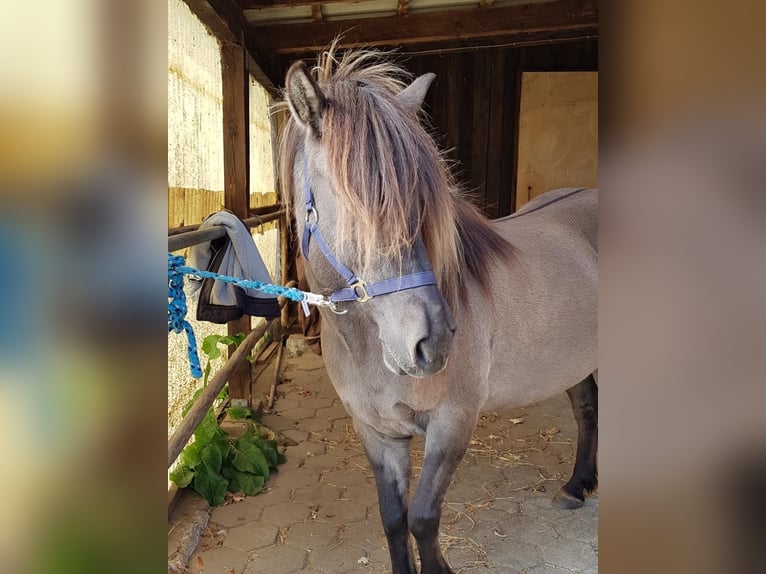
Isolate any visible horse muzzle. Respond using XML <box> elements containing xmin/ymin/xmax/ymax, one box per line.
<box><xmin>379</xmin><ymin>296</ymin><xmax>455</xmax><ymax>378</ymax></box>
<box><xmin>383</xmin><ymin>342</ymin><xmax>452</xmax><ymax>378</ymax></box>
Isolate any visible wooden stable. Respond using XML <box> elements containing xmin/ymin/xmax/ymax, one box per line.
<box><xmin>183</xmin><ymin>0</ymin><xmax>597</xmax><ymax>218</ymax></box>
<box><xmin>171</xmin><ymin>0</ymin><xmax>598</xmax><ymax>413</ymax></box>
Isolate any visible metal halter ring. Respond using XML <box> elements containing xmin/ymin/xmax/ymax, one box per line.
<box><xmin>305</xmin><ymin>206</ymin><xmax>318</xmax><ymax>224</ymax></box>
<box><xmin>350</xmin><ymin>280</ymin><xmax>372</xmax><ymax>303</ymax></box>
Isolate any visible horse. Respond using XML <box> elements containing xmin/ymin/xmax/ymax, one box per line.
<box><xmin>277</xmin><ymin>48</ymin><xmax>598</xmax><ymax>574</ymax></box>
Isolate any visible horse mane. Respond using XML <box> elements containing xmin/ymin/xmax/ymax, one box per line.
<box><xmin>278</xmin><ymin>46</ymin><xmax>512</xmax><ymax>303</ymax></box>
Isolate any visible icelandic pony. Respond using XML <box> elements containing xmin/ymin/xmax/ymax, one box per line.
<box><xmin>278</xmin><ymin>49</ymin><xmax>597</xmax><ymax>574</ymax></box>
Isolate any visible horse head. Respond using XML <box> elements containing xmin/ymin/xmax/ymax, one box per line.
<box><xmin>282</xmin><ymin>58</ymin><xmax>455</xmax><ymax>378</ymax></box>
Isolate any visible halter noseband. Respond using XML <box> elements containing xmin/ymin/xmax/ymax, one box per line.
<box><xmin>301</xmin><ymin>158</ymin><xmax>437</xmax><ymax>314</ymax></box>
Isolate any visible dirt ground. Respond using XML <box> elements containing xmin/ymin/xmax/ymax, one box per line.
<box><xmin>169</xmin><ymin>336</ymin><xmax>597</xmax><ymax>573</ymax></box>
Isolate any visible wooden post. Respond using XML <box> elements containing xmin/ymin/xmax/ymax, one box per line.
<box><xmin>280</xmin><ymin>212</ymin><xmax>290</xmax><ymax>330</ymax></box>
<box><xmin>221</xmin><ymin>41</ymin><xmax>252</xmax><ymax>406</ymax></box>
<box><xmin>269</xmin><ymin>107</ymin><xmax>291</xmax><ymax>333</ymax></box>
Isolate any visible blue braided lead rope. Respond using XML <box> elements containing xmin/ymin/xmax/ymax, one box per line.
<box><xmin>174</xmin><ymin>263</ymin><xmax>308</xmax><ymax>302</ymax></box>
<box><xmin>168</xmin><ymin>254</ymin><xmax>203</xmax><ymax>378</ymax></box>
<box><xmin>168</xmin><ymin>253</ymin><xmax>329</xmax><ymax>379</ymax></box>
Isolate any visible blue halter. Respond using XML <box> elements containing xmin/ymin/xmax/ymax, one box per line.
<box><xmin>300</xmin><ymin>158</ymin><xmax>437</xmax><ymax>312</ymax></box>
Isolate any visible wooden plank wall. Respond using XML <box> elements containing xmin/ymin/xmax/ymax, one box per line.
<box><xmin>405</xmin><ymin>38</ymin><xmax>597</xmax><ymax>218</ymax></box>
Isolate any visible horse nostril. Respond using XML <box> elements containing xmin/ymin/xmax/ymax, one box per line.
<box><xmin>415</xmin><ymin>338</ymin><xmax>431</xmax><ymax>366</ymax></box>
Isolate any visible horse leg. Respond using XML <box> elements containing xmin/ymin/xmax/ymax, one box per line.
<box><xmin>355</xmin><ymin>422</ymin><xmax>416</xmax><ymax>574</ymax></box>
<box><xmin>555</xmin><ymin>373</ymin><xmax>598</xmax><ymax>509</ymax></box>
<box><xmin>409</xmin><ymin>412</ymin><xmax>475</xmax><ymax>574</ymax></box>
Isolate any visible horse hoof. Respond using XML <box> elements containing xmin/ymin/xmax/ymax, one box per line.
<box><xmin>553</xmin><ymin>488</ymin><xmax>585</xmax><ymax>509</ymax></box>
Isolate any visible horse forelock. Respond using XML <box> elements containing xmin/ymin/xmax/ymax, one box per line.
<box><xmin>278</xmin><ymin>47</ymin><xmax>512</xmax><ymax>303</ymax></box>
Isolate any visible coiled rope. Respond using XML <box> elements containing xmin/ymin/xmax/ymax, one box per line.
<box><xmin>168</xmin><ymin>253</ymin><xmax>333</xmax><ymax>378</ymax></box>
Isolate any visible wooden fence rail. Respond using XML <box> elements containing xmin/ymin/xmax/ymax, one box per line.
<box><xmin>168</xmin><ymin>209</ymin><xmax>285</xmax><ymax>252</ymax></box>
<box><xmin>168</xmin><ymin>204</ymin><xmax>294</xmax><ymax>470</ymax></box>
<box><xmin>168</xmin><ymin>319</ymin><xmax>273</xmax><ymax>468</ymax></box>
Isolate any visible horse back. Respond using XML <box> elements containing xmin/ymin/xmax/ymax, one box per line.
<box><xmin>502</xmin><ymin>187</ymin><xmax>597</xmax><ymax>253</ymax></box>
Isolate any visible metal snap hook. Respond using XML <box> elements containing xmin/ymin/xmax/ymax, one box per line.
<box><xmin>330</xmin><ymin>301</ymin><xmax>348</xmax><ymax>315</ymax></box>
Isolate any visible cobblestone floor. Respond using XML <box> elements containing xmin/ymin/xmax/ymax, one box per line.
<box><xmin>171</xmin><ymin>336</ymin><xmax>597</xmax><ymax>573</ymax></box>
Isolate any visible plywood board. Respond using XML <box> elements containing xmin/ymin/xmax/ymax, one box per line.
<box><xmin>515</xmin><ymin>72</ymin><xmax>598</xmax><ymax>210</ymax></box>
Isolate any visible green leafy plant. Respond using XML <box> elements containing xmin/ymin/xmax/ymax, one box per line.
<box><xmin>199</xmin><ymin>332</ymin><xmax>254</xmax><ymax>386</ymax></box>
<box><xmin>169</xmin><ymin>333</ymin><xmax>286</xmax><ymax>505</ymax></box>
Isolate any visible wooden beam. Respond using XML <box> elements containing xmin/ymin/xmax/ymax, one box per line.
<box><xmin>270</xmin><ymin>107</ymin><xmax>292</xmax><ymax>332</ymax></box>
<box><xmin>397</xmin><ymin>0</ymin><xmax>409</xmax><ymax>17</ymax></box>
<box><xmin>251</xmin><ymin>0</ymin><xmax>598</xmax><ymax>55</ymax></box>
<box><xmin>183</xmin><ymin>0</ymin><xmax>239</xmax><ymax>42</ymax></box>
<box><xmin>167</xmin><ymin>210</ymin><xmax>285</xmax><ymax>250</ymax></box>
<box><xmin>280</xmin><ymin>213</ymin><xmax>291</xmax><ymax>329</ymax></box>
<box><xmin>221</xmin><ymin>43</ymin><xmax>250</xmax><ymax>222</ymax></box>
<box><xmin>221</xmin><ymin>41</ymin><xmax>253</xmax><ymax>405</ymax></box>
<box><xmin>247</xmin><ymin>55</ymin><xmax>280</xmax><ymax>97</ymax></box>
<box><xmin>182</xmin><ymin>0</ymin><xmax>281</xmax><ymax>95</ymax></box>
<box><xmin>311</xmin><ymin>3</ymin><xmax>323</xmax><ymax>22</ymax></box>
<box><xmin>479</xmin><ymin>0</ymin><xmax>494</xmax><ymax>7</ymax></box>
<box><xmin>239</xmin><ymin>0</ymin><xmax>358</xmax><ymax>8</ymax></box>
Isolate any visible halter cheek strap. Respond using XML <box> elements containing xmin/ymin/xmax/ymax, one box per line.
<box><xmin>301</xmin><ymin>157</ymin><xmax>437</xmax><ymax>310</ymax></box>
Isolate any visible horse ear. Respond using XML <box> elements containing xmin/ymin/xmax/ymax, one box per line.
<box><xmin>397</xmin><ymin>73</ymin><xmax>435</xmax><ymax>112</ymax></box>
<box><xmin>286</xmin><ymin>61</ymin><xmax>327</xmax><ymax>136</ymax></box>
